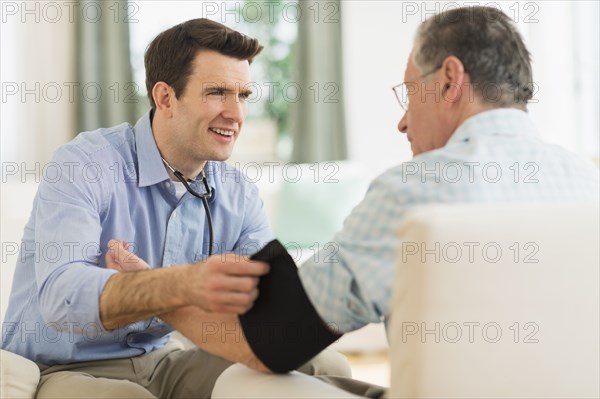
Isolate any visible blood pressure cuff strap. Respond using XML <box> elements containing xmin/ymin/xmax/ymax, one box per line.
<box><xmin>239</xmin><ymin>239</ymin><xmax>342</xmax><ymax>373</ymax></box>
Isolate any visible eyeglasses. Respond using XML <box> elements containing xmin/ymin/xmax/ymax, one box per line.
<box><xmin>392</xmin><ymin>66</ymin><xmax>442</xmax><ymax>111</ymax></box>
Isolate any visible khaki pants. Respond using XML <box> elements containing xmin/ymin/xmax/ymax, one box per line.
<box><xmin>36</xmin><ymin>340</ymin><xmax>354</xmax><ymax>399</ymax></box>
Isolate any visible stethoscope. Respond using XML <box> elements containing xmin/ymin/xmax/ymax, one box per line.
<box><xmin>161</xmin><ymin>157</ymin><xmax>215</xmax><ymax>256</ymax></box>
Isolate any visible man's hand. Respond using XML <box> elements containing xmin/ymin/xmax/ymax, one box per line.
<box><xmin>106</xmin><ymin>239</ymin><xmax>150</xmax><ymax>272</ymax></box>
<box><xmin>185</xmin><ymin>254</ymin><xmax>269</xmax><ymax>315</ymax></box>
<box><xmin>102</xmin><ymin>240</ymin><xmax>269</xmax><ymax>316</ymax></box>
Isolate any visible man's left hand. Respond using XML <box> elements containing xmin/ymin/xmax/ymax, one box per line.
<box><xmin>105</xmin><ymin>239</ymin><xmax>151</xmax><ymax>272</ymax></box>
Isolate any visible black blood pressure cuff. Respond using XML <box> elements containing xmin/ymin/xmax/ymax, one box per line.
<box><xmin>239</xmin><ymin>239</ymin><xmax>342</xmax><ymax>373</ymax></box>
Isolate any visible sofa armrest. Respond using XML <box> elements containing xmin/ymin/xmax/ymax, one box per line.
<box><xmin>389</xmin><ymin>203</ymin><xmax>600</xmax><ymax>398</ymax></box>
<box><xmin>0</xmin><ymin>350</ymin><xmax>40</xmax><ymax>399</ymax></box>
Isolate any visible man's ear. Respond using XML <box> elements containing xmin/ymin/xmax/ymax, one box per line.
<box><xmin>440</xmin><ymin>56</ymin><xmax>466</xmax><ymax>109</ymax></box>
<box><xmin>152</xmin><ymin>82</ymin><xmax>175</xmax><ymax>118</ymax></box>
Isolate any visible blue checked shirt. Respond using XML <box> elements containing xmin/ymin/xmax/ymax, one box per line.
<box><xmin>299</xmin><ymin>109</ymin><xmax>600</xmax><ymax>333</ymax></box>
<box><xmin>1</xmin><ymin>112</ymin><xmax>272</xmax><ymax>364</ymax></box>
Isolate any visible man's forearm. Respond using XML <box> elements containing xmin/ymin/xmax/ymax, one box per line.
<box><xmin>99</xmin><ymin>266</ymin><xmax>190</xmax><ymax>330</ymax></box>
<box><xmin>159</xmin><ymin>306</ymin><xmax>269</xmax><ymax>372</ymax></box>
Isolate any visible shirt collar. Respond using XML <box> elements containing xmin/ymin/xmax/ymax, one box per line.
<box><xmin>134</xmin><ymin>110</ymin><xmax>217</xmax><ymax>191</ymax></box>
<box><xmin>447</xmin><ymin>108</ymin><xmax>539</xmax><ymax>145</ymax></box>
<box><xmin>203</xmin><ymin>161</ymin><xmax>217</xmax><ymax>192</ymax></box>
<box><xmin>135</xmin><ymin>111</ymin><xmax>168</xmax><ymax>187</ymax></box>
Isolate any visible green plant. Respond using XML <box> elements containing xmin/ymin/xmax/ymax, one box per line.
<box><xmin>238</xmin><ymin>1</ymin><xmax>297</xmax><ymax>137</ymax></box>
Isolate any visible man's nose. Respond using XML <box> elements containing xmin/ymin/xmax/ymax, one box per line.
<box><xmin>398</xmin><ymin>112</ymin><xmax>408</xmax><ymax>133</ymax></box>
<box><xmin>222</xmin><ymin>95</ymin><xmax>245</xmax><ymax>123</ymax></box>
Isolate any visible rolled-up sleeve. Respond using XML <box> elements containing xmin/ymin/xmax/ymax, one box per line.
<box><xmin>34</xmin><ymin>144</ymin><xmax>118</xmax><ymax>333</ymax></box>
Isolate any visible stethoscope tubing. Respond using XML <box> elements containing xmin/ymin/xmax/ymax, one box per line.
<box><xmin>172</xmin><ymin>170</ymin><xmax>215</xmax><ymax>257</ymax></box>
<box><xmin>161</xmin><ymin>157</ymin><xmax>215</xmax><ymax>257</ymax></box>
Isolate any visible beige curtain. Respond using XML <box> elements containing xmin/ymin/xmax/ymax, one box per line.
<box><xmin>76</xmin><ymin>0</ymin><xmax>137</xmax><ymax>132</ymax></box>
<box><xmin>289</xmin><ymin>0</ymin><xmax>347</xmax><ymax>162</ymax></box>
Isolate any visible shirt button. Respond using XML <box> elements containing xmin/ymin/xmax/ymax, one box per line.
<box><xmin>172</xmin><ymin>211</ymin><xmax>177</xmax><ymax>218</ymax></box>
<box><xmin>165</xmin><ymin>181</ymin><xmax>171</xmax><ymax>188</ymax></box>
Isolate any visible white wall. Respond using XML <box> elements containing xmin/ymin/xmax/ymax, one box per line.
<box><xmin>524</xmin><ymin>1</ymin><xmax>599</xmax><ymax>158</ymax></box>
<box><xmin>1</xmin><ymin>3</ymin><xmax>76</xmax><ymax>166</ymax></box>
<box><xmin>342</xmin><ymin>1</ymin><xmax>418</xmax><ymax>174</ymax></box>
<box><xmin>341</xmin><ymin>1</ymin><xmax>600</xmax><ymax>170</ymax></box>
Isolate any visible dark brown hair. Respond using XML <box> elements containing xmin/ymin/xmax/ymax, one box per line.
<box><xmin>144</xmin><ymin>18</ymin><xmax>263</xmax><ymax>110</ymax></box>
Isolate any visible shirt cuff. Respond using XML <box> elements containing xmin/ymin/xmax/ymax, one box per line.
<box><xmin>65</xmin><ymin>267</ymin><xmax>119</xmax><ymax>334</ymax></box>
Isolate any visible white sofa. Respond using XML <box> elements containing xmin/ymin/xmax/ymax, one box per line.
<box><xmin>213</xmin><ymin>203</ymin><xmax>600</xmax><ymax>398</ymax></box>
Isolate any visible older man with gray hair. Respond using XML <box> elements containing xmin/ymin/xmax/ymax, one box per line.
<box><xmin>295</xmin><ymin>4</ymin><xmax>598</xmax><ymax>337</ymax></box>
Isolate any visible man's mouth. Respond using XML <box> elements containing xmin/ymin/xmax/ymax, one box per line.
<box><xmin>209</xmin><ymin>127</ymin><xmax>235</xmax><ymax>137</ymax></box>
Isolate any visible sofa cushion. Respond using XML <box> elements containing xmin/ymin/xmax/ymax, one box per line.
<box><xmin>390</xmin><ymin>203</ymin><xmax>600</xmax><ymax>398</ymax></box>
<box><xmin>0</xmin><ymin>350</ymin><xmax>40</xmax><ymax>399</ymax></box>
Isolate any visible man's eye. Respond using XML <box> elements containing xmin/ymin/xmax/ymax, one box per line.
<box><xmin>239</xmin><ymin>92</ymin><xmax>251</xmax><ymax>100</ymax></box>
<box><xmin>208</xmin><ymin>90</ymin><xmax>225</xmax><ymax>96</ymax></box>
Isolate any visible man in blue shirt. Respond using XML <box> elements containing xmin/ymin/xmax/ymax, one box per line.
<box><xmin>108</xmin><ymin>6</ymin><xmax>599</xmax><ymax>381</ymax></box>
<box><xmin>2</xmin><ymin>18</ymin><xmax>349</xmax><ymax>398</ymax></box>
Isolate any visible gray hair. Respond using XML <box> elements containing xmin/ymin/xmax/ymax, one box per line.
<box><xmin>413</xmin><ymin>6</ymin><xmax>533</xmax><ymax>110</ymax></box>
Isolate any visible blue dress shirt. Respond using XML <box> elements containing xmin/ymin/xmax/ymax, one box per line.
<box><xmin>299</xmin><ymin>109</ymin><xmax>600</xmax><ymax>333</ymax></box>
<box><xmin>1</xmin><ymin>112</ymin><xmax>273</xmax><ymax>364</ymax></box>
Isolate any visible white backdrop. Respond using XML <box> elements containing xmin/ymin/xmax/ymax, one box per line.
<box><xmin>342</xmin><ymin>1</ymin><xmax>599</xmax><ymax>172</ymax></box>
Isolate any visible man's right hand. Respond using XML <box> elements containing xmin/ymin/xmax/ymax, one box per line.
<box><xmin>185</xmin><ymin>253</ymin><xmax>270</xmax><ymax>314</ymax></box>
<box><xmin>104</xmin><ymin>239</ymin><xmax>270</xmax><ymax>316</ymax></box>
